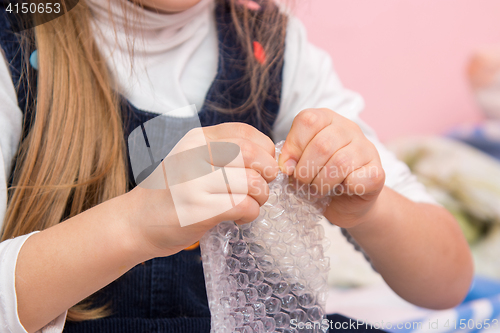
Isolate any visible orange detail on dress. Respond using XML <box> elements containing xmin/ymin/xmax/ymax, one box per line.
<box><xmin>184</xmin><ymin>241</ymin><xmax>200</xmax><ymax>251</ymax></box>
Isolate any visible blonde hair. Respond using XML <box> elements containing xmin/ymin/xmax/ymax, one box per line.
<box><xmin>1</xmin><ymin>0</ymin><xmax>287</xmax><ymax>321</ymax></box>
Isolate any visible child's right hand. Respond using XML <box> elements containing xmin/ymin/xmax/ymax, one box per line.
<box><xmin>122</xmin><ymin>123</ymin><xmax>278</xmax><ymax>259</ymax></box>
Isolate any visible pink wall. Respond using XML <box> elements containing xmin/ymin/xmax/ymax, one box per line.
<box><xmin>296</xmin><ymin>0</ymin><xmax>500</xmax><ymax>142</ymax></box>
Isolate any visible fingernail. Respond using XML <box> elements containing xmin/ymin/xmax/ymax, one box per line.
<box><xmin>283</xmin><ymin>159</ymin><xmax>297</xmax><ymax>175</ymax></box>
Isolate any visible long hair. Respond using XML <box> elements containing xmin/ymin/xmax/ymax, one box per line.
<box><xmin>1</xmin><ymin>0</ymin><xmax>287</xmax><ymax>321</ymax></box>
<box><xmin>214</xmin><ymin>0</ymin><xmax>288</xmax><ymax>134</ymax></box>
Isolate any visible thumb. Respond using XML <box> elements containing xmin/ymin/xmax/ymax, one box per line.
<box><xmin>278</xmin><ymin>108</ymin><xmax>333</xmax><ymax>175</ymax></box>
<box><xmin>278</xmin><ymin>138</ymin><xmax>302</xmax><ymax>176</ymax></box>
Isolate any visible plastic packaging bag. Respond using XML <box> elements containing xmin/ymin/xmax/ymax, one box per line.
<box><xmin>200</xmin><ymin>141</ymin><xmax>331</xmax><ymax>333</ymax></box>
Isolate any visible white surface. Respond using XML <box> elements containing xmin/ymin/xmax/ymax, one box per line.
<box><xmin>321</xmin><ymin>218</ymin><xmax>382</xmax><ymax>287</ymax></box>
<box><xmin>326</xmin><ymin>283</ymin><xmax>500</xmax><ymax>333</ymax></box>
<box><xmin>326</xmin><ymin>281</ymin><xmax>431</xmax><ymax>325</ymax></box>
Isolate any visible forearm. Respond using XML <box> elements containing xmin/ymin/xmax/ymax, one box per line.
<box><xmin>15</xmin><ymin>192</ymin><xmax>148</xmax><ymax>332</ymax></box>
<box><xmin>325</xmin><ymin>186</ymin><xmax>473</xmax><ymax>309</ymax></box>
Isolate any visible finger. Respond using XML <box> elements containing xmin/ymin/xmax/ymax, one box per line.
<box><xmin>227</xmin><ymin>168</ymin><xmax>269</xmax><ymax>206</ymax></box>
<box><xmin>340</xmin><ymin>160</ymin><xmax>385</xmax><ymax>198</ymax></box>
<box><xmin>221</xmin><ymin>195</ymin><xmax>261</xmax><ymax>223</ymax></box>
<box><xmin>196</xmin><ymin>166</ymin><xmax>269</xmax><ymax>205</ymax></box>
<box><xmin>246</xmin><ymin>169</ymin><xmax>270</xmax><ymax>206</ymax></box>
<box><xmin>279</xmin><ymin>109</ymin><xmax>333</xmax><ymax>175</ymax></box>
<box><xmin>220</xmin><ymin>138</ymin><xmax>278</xmax><ymax>182</ymax></box>
<box><xmin>204</xmin><ymin>122</ymin><xmax>276</xmax><ymax>158</ymax></box>
<box><xmin>234</xmin><ymin>219</ymin><xmax>249</xmax><ymax>225</ymax></box>
<box><xmin>293</xmin><ymin>124</ymin><xmax>352</xmax><ymax>185</ymax></box>
<box><xmin>311</xmin><ymin>140</ymin><xmax>376</xmax><ymax>194</ymax></box>
<box><xmin>168</xmin><ymin>138</ymin><xmax>278</xmax><ymax>185</ymax></box>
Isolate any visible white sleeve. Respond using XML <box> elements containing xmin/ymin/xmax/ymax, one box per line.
<box><xmin>0</xmin><ymin>233</ymin><xmax>34</xmax><ymax>333</ymax></box>
<box><xmin>274</xmin><ymin>15</ymin><xmax>437</xmax><ymax>205</ymax></box>
<box><xmin>0</xmin><ymin>51</ymin><xmax>67</xmax><ymax>332</ymax></box>
<box><xmin>0</xmin><ymin>232</ymin><xmax>67</xmax><ymax>333</ymax></box>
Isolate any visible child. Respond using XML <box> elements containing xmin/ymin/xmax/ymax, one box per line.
<box><xmin>0</xmin><ymin>0</ymin><xmax>473</xmax><ymax>332</ymax></box>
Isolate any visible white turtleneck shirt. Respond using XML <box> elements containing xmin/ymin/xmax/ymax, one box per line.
<box><xmin>0</xmin><ymin>0</ymin><xmax>436</xmax><ymax>332</ymax></box>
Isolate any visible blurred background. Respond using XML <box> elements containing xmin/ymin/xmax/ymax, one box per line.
<box><xmin>292</xmin><ymin>1</ymin><xmax>500</xmax><ymax>331</ymax></box>
<box><xmin>296</xmin><ymin>0</ymin><xmax>500</xmax><ymax>142</ymax></box>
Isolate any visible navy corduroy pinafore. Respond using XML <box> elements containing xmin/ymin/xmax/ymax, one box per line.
<box><xmin>0</xmin><ymin>2</ymin><xmax>282</xmax><ymax>332</ymax></box>
<box><xmin>0</xmin><ymin>2</ymin><xmax>385</xmax><ymax>332</ymax></box>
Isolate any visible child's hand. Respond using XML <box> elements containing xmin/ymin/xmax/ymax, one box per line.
<box><xmin>124</xmin><ymin>123</ymin><xmax>279</xmax><ymax>258</ymax></box>
<box><xmin>278</xmin><ymin>108</ymin><xmax>385</xmax><ymax>229</ymax></box>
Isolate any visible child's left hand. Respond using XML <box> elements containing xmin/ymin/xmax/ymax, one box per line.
<box><xmin>278</xmin><ymin>108</ymin><xmax>386</xmax><ymax>229</ymax></box>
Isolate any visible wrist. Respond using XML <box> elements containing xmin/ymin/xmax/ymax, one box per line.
<box><xmin>345</xmin><ymin>187</ymin><xmax>394</xmax><ymax>236</ymax></box>
<box><xmin>104</xmin><ymin>190</ymin><xmax>155</xmax><ymax>265</ymax></box>
<box><xmin>323</xmin><ymin>186</ymin><xmax>387</xmax><ymax>230</ymax></box>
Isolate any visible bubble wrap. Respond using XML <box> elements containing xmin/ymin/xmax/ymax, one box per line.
<box><xmin>200</xmin><ymin>141</ymin><xmax>331</xmax><ymax>333</ymax></box>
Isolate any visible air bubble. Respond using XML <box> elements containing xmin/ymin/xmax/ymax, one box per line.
<box><xmin>231</xmin><ymin>312</ymin><xmax>244</xmax><ymax>327</ymax></box>
<box><xmin>234</xmin><ymin>273</ymin><xmax>249</xmax><ymax>288</ymax></box>
<box><xmin>252</xmin><ymin>302</ymin><xmax>266</xmax><ymax>318</ymax></box>
<box><xmin>264</xmin><ymin>297</ymin><xmax>281</xmax><ymax>314</ymax></box>
<box><xmin>250</xmin><ymin>320</ymin><xmax>265</xmax><ymax>333</ymax></box>
<box><xmin>297</xmin><ymin>293</ymin><xmax>315</xmax><ymax>308</ymax></box>
<box><xmin>274</xmin><ymin>313</ymin><xmax>291</xmax><ymax>328</ymax></box>
<box><xmin>263</xmin><ymin>269</ymin><xmax>281</xmax><ymax>284</ymax></box>
<box><xmin>280</xmin><ymin>295</ymin><xmax>297</xmax><ymax>312</ymax></box>
<box><xmin>247</xmin><ymin>270</ymin><xmax>264</xmax><ymax>285</ymax></box>
<box><xmin>277</xmin><ymin>256</ymin><xmax>295</xmax><ymax>267</ymax></box>
<box><xmin>220</xmin><ymin>296</ymin><xmax>237</xmax><ymax>310</ymax></box>
<box><xmin>272</xmin><ymin>281</ymin><xmax>290</xmax><ymax>297</ymax></box>
<box><xmin>275</xmin><ymin>217</ymin><xmax>292</xmax><ymax>232</ymax></box>
<box><xmin>255</xmin><ymin>283</ymin><xmax>273</xmax><ymax>300</ymax></box>
<box><xmin>307</xmin><ymin>306</ymin><xmax>324</xmax><ymax>322</ymax></box>
<box><xmin>289</xmin><ymin>309</ymin><xmax>307</xmax><ymax>324</ymax></box>
<box><xmin>230</xmin><ymin>291</ymin><xmax>247</xmax><ymax>307</ymax></box>
<box><xmin>282</xmin><ymin>228</ymin><xmax>299</xmax><ymax>244</ymax></box>
<box><xmin>269</xmin><ymin>243</ymin><xmax>287</xmax><ymax>257</ymax></box>
<box><xmin>261</xmin><ymin>230</ymin><xmax>280</xmax><ymax>244</ymax></box>
<box><xmin>248</xmin><ymin>241</ymin><xmax>267</xmax><ymax>257</ymax></box>
<box><xmin>261</xmin><ymin>317</ymin><xmax>276</xmax><ymax>333</ymax></box>
<box><xmin>240</xmin><ymin>255</ymin><xmax>256</xmax><ymax>270</ymax></box>
<box><xmin>268</xmin><ymin>205</ymin><xmax>285</xmax><ymax>219</ymax></box>
<box><xmin>218</xmin><ymin>221</ymin><xmax>239</xmax><ymax>240</ymax></box>
<box><xmin>256</xmin><ymin>255</ymin><xmax>274</xmax><ymax>272</ymax></box>
<box><xmin>243</xmin><ymin>288</ymin><xmax>258</xmax><ymax>303</ymax></box>
<box><xmin>227</xmin><ymin>257</ymin><xmax>241</xmax><ymax>273</ymax></box>
<box><xmin>237</xmin><ymin>306</ymin><xmax>254</xmax><ymax>324</ymax></box>
<box><xmin>233</xmin><ymin>241</ymin><xmax>249</xmax><ymax>257</ymax></box>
